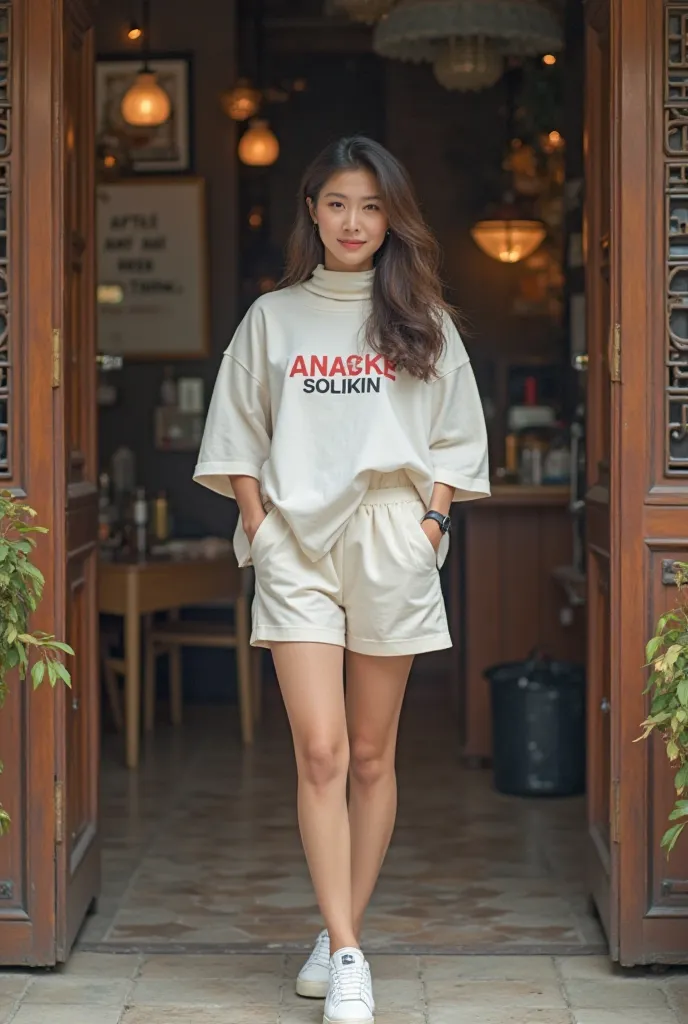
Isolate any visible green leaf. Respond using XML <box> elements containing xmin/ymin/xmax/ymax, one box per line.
<box><xmin>662</xmin><ymin>823</ymin><xmax>686</xmax><ymax>854</ymax></box>
<box><xmin>53</xmin><ymin>662</ymin><xmax>72</xmax><ymax>688</ymax></box>
<box><xmin>46</xmin><ymin>661</ymin><xmax>57</xmax><ymax>688</ymax></box>
<box><xmin>678</xmin><ymin>680</ymin><xmax>688</xmax><ymax>708</ymax></box>
<box><xmin>675</xmin><ymin>763</ymin><xmax>688</xmax><ymax>790</ymax></box>
<box><xmin>646</xmin><ymin>636</ymin><xmax>664</xmax><ymax>663</ymax></box>
<box><xmin>48</xmin><ymin>641</ymin><xmax>74</xmax><ymax>657</ymax></box>
<box><xmin>30</xmin><ymin>661</ymin><xmax>45</xmax><ymax>691</ymax></box>
<box><xmin>667</xmin><ymin>740</ymin><xmax>679</xmax><ymax>760</ymax></box>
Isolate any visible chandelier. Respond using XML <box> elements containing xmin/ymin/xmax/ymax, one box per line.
<box><xmin>433</xmin><ymin>36</ymin><xmax>503</xmax><ymax>91</ymax></box>
<box><xmin>374</xmin><ymin>0</ymin><xmax>563</xmax><ymax>63</ymax></box>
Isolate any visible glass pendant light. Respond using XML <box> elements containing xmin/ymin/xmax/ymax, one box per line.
<box><xmin>471</xmin><ymin>210</ymin><xmax>546</xmax><ymax>263</ymax></box>
<box><xmin>238</xmin><ymin>119</ymin><xmax>280</xmax><ymax>167</ymax></box>
<box><xmin>121</xmin><ymin>0</ymin><xmax>171</xmax><ymax>128</ymax></box>
<box><xmin>470</xmin><ymin>67</ymin><xmax>545</xmax><ymax>264</ymax></box>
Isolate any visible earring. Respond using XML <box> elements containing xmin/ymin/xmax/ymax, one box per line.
<box><xmin>386</xmin><ymin>229</ymin><xmax>390</xmax><ymax>238</ymax></box>
<box><xmin>313</xmin><ymin>222</ymin><xmax>319</xmax><ymax>234</ymax></box>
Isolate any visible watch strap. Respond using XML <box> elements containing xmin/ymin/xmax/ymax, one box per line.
<box><xmin>422</xmin><ymin>510</ymin><xmax>451</xmax><ymax>534</ymax></box>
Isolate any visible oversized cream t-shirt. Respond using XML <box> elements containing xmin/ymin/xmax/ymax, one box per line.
<box><xmin>194</xmin><ymin>265</ymin><xmax>490</xmax><ymax>567</ymax></box>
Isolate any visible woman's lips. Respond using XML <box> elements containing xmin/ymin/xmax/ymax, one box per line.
<box><xmin>338</xmin><ymin>239</ymin><xmax>366</xmax><ymax>250</ymax></box>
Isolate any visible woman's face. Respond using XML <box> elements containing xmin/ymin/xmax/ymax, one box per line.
<box><xmin>309</xmin><ymin>167</ymin><xmax>389</xmax><ymax>273</ymax></box>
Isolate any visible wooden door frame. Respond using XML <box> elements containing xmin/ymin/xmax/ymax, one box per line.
<box><xmin>583</xmin><ymin>0</ymin><xmax>614</xmax><ymax>949</ymax></box>
<box><xmin>608</xmin><ymin>0</ymin><xmax>688</xmax><ymax>965</ymax></box>
<box><xmin>0</xmin><ymin>0</ymin><xmax>61</xmax><ymax>964</ymax></box>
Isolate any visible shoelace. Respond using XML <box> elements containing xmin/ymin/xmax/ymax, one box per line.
<box><xmin>306</xmin><ymin>932</ymin><xmax>330</xmax><ymax>968</ymax></box>
<box><xmin>331</xmin><ymin>960</ymin><xmax>370</xmax><ymax>1003</ymax></box>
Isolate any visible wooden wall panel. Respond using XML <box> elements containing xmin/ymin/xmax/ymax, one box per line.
<box><xmin>461</xmin><ymin>493</ymin><xmax>585</xmax><ymax>761</ymax></box>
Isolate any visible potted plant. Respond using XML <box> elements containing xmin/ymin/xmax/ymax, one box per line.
<box><xmin>639</xmin><ymin>560</ymin><xmax>688</xmax><ymax>854</ymax></box>
<box><xmin>0</xmin><ymin>491</ymin><xmax>73</xmax><ymax>833</ymax></box>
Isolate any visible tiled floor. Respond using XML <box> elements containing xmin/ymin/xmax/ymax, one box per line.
<box><xmin>80</xmin><ymin>658</ymin><xmax>603</xmax><ymax>953</ymax></box>
<box><xmin>2</xmin><ymin>950</ymin><xmax>688</xmax><ymax>1023</ymax></box>
<box><xmin>7</xmin><ymin>658</ymin><xmax>686</xmax><ymax>1021</ymax></box>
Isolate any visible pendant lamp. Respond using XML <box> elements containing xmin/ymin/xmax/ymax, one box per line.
<box><xmin>471</xmin><ymin>205</ymin><xmax>546</xmax><ymax>263</ymax></box>
<box><xmin>121</xmin><ymin>0</ymin><xmax>171</xmax><ymax>128</ymax></box>
<box><xmin>470</xmin><ymin>68</ymin><xmax>546</xmax><ymax>263</ymax></box>
<box><xmin>238</xmin><ymin>119</ymin><xmax>280</xmax><ymax>167</ymax></box>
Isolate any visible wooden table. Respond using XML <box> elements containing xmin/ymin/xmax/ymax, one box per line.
<box><xmin>98</xmin><ymin>554</ymin><xmax>240</xmax><ymax>769</ymax></box>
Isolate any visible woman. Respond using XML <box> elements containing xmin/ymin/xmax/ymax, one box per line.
<box><xmin>194</xmin><ymin>136</ymin><xmax>489</xmax><ymax>1024</ymax></box>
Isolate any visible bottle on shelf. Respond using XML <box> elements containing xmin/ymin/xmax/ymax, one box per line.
<box><xmin>160</xmin><ymin>365</ymin><xmax>178</xmax><ymax>408</ymax></box>
<box><xmin>133</xmin><ymin>487</ymin><xmax>149</xmax><ymax>557</ymax></box>
<box><xmin>153</xmin><ymin>491</ymin><xmax>170</xmax><ymax>542</ymax></box>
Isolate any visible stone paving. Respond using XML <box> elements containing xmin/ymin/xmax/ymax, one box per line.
<box><xmin>0</xmin><ymin>951</ymin><xmax>687</xmax><ymax>1023</ymax></box>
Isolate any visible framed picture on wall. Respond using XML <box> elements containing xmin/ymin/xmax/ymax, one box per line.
<box><xmin>96</xmin><ymin>177</ymin><xmax>210</xmax><ymax>360</ymax></box>
<box><xmin>96</xmin><ymin>54</ymin><xmax>193</xmax><ymax>173</ymax></box>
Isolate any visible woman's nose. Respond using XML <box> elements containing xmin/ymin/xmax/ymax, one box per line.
<box><xmin>342</xmin><ymin>211</ymin><xmax>360</xmax><ymax>233</ymax></box>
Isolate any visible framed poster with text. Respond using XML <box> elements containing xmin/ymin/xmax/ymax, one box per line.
<box><xmin>96</xmin><ymin>177</ymin><xmax>210</xmax><ymax>360</ymax></box>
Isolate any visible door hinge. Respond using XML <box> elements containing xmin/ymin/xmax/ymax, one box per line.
<box><xmin>54</xmin><ymin>780</ymin><xmax>64</xmax><ymax>845</ymax></box>
<box><xmin>51</xmin><ymin>329</ymin><xmax>61</xmax><ymax>389</ymax></box>
<box><xmin>611</xmin><ymin>778</ymin><xmax>620</xmax><ymax>844</ymax></box>
<box><xmin>609</xmin><ymin>322</ymin><xmax>621</xmax><ymax>383</ymax></box>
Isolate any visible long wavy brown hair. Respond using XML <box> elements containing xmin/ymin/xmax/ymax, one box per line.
<box><xmin>279</xmin><ymin>136</ymin><xmax>454</xmax><ymax>381</ymax></box>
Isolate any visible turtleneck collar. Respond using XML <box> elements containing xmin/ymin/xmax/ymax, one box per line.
<box><xmin>302</xmin><ymin>264</ymin><xmax>374</xmax><ymax>303</ymax></box>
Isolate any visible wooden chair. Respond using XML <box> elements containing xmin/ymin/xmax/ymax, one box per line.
<box><xmin>143</xmin><ymin>568</ymin><xmax>260</xmax><ymax>745</ymax></box>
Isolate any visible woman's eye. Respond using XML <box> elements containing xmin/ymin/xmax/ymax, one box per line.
<box><xmin>365</xmin><ymin>204</ymin><xmax>380</xmax><ymax>211</ymax></box>
<box><xmin>329</xmin><ymin>202</ymin><xmax>344</xmax><ymax>209</ymax></box>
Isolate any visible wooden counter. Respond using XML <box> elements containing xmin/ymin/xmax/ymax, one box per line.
<box><xmin>449</xmin><ymin>484</ymin><xmax>585</xmax><ymax>764</ymax></box>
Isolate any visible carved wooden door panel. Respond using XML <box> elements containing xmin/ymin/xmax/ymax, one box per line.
<box><xmin>0</xmin><ymin>0</ymin><xmax>99</xmax><ymax>965</ymax></box>
<box><xmin>586</xmin><ymin>0</ymin><xmax>688</xmax><ymax>965</ymax></box>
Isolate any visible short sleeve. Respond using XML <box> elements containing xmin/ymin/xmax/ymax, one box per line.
<box><xmin>193</xmin><ymin>308</ymin><xmax>272</xmax><ymax>500</ymax></box>
<box><xmin>429</xmin><ymin>319</ymin><xmax>490</xmax><ymax>502</ymax></box>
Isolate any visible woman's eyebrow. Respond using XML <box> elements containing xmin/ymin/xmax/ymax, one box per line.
<box><xmin>322</xmin><ymin>192</ymin><xmax>382</xmax><ymax>200</ymax></box>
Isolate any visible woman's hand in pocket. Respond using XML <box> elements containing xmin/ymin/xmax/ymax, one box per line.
<box><xmin>244</xmin><ymin>512</ymin><xmax>267</xmax><ymax>546</ymax></box>
<box><xmin>421</xmin><ymin>518</ymin><xmax>442</xmax><ymax>553</ymax></box>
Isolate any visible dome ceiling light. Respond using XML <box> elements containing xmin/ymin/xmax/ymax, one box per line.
<box><xmin>433</xmin><ymin>36</ymin><xmax>504</xmax><ymax>91</ymax></box>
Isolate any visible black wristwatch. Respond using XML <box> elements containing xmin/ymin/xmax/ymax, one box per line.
<box><xmin>422</xmin><ymin>510</ymin><xmax>452</xmax><ymax>535</ymax></box>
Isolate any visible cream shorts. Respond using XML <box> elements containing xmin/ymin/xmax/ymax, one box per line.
<box><xmin>250</xmin><ymin>474</ymin><xmax>452</xmax><ymax>657</ymax></box>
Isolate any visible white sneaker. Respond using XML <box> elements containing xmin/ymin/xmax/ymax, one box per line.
<box><xmin>296</xmin><ymin>929</ymin><xmax>331</xmax><ymax>998</ymax></box>
<box><xmin>323</xmin><ymin>947</ymin><xmax>375</xmax><ymax>1024</ymax></box>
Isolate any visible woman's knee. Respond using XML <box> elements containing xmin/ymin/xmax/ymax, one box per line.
<box><xmin>349</xmin><ymin>737</ymin><xmax>393</xmax><ymax>787</ymax></box>
<box><xmin>298</xmin><ymin>738</ymin><xmax>349</xmax><ymax>789</ymax></box>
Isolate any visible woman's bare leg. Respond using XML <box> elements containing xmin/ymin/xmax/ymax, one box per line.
<box><xmin>271</xmin><ymin>641</ymin><xmax>357</xmax><ymax>954</ymax></box>
<box><xmin>345</xmin><ymin>651</ymin><xmax>414</xmax><ymax>938</ymax></box>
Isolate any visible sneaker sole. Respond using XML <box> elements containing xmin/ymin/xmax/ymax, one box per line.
<box><xmin>296</xmin><ymin>977</ymin><xmax>330</xmax><ymax>999</ymax></box>
<box><xmin>323</xmin><ymin>1016</ymin><xmax>373</xmax><ymax>1024</ymax></box>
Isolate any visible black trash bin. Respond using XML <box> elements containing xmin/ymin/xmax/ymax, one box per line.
<box><xmin>485</xmin><ymin>655</ymin><xmax>586</xmax><ymax>797</ymax></box>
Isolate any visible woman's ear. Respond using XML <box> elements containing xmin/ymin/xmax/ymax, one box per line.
<box><xmin>306</xmin><ymin>197</ymin><xmax>316</xmax><ymax>224</ymax></box>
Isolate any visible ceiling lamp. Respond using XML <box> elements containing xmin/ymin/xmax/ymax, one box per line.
<box><xmin>238</xmin><ymin>119</ymin><xmax>280</xmax><ymax>167</ymax></box>
<box><xmin>121</xmin><ymin>1</ymin><xmax>171</xmax><ymax>128</ymax></box>
<box><xmin>433</xmin><ymin>36</ymin><xmax>503</xmax><ymax>91</ymax></box>
<box><xmin>121</xmin><ymin>72</ymin><xmax>170</xmax><ymax>127</ymax></box>
<box><xmin>328</xmin><ymin>0</ymin><xmax>395</xmax><ymax>23</ymax></box>
<box><xmin>221</xmin><ymin>79</ymin><xmax>262</xmax><ymax>121</ymax></box>
<box><xmin>374</xmin><ymin>0</ymin><xmax>563</xmax><ymax>63</ymax></box>
<box><xmin>471</xmin><ymin>198</ymin><xmax>546</xmax><ymax>263</ymax></box>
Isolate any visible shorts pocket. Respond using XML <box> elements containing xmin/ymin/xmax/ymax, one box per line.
<box><xmin>404</xmin><ymin>505</ymin><xmax>438</xmax><ymax>569</ymax></box>
<box><xmin>250</xmin><ymin>507</ymin><xmax>277</xmax><ymax>558</ymax></box>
